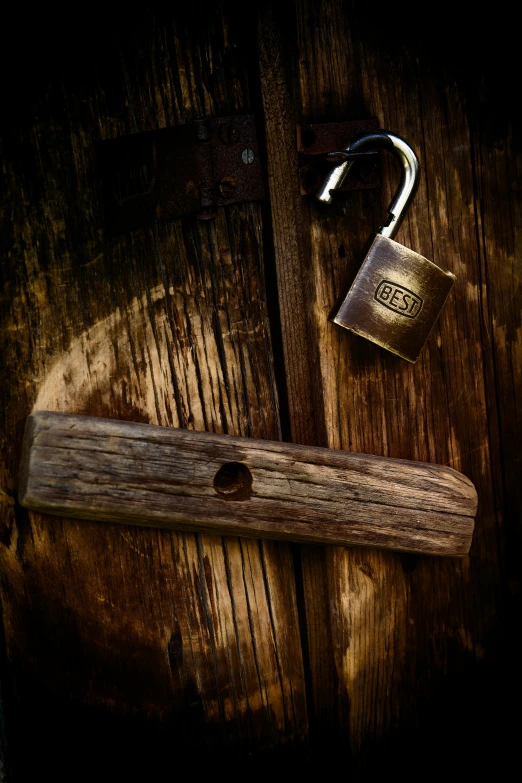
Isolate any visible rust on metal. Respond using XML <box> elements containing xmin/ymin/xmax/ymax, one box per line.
<box><xmin>100</xmin><ymin>115</ymin><xmax>264</xmax><ymax>233</ymax></box>
<box><xmin>297</xmin><ymin>118</ymin><xmax>381</xmax><ymax>195</ymax></box>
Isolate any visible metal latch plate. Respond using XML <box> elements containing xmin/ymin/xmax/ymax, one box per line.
<box><xmin>297</xmin><ymin>118</ymin><xmax>381</xmax><ymax>195</ymax></box>
<box><xmin>100</xmin><ymin>115</ymin><xmax>264</xmax><ymax>234</ymax></box>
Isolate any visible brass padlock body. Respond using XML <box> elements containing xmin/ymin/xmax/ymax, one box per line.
<box><xmin>332</xmin><ymin>234</ymin><xmax>455</xmax><ymax>363</ymax></box>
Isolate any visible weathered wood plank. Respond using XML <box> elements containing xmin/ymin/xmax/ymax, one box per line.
<box><xmin>19</xmin><ymin>411</ymin><xmax>477</xmax><ymax>555</ymax></box>
<box><xmin>0</xmin><ymin>6</ymin><xmax>307</xmax><ymax>778</ymax></box>
<box><xmin>258</xmin><ymin>0</ymin><xmax>517</xmax><ymax>774</ymax></box>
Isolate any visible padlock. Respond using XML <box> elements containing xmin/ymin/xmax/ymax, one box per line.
<box><xmin>317</xmin><ymin>131</ymin><xmax>455</xmax><ymax>363</ymax></box>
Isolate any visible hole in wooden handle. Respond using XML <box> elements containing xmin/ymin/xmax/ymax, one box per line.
<box><xmin>213</xmin><ymin>462</ymin><xmax>253</xmax><ymax>501</ymax></box>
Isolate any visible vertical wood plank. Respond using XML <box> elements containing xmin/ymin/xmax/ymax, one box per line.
<box><xmin>258</xmin><ymin>0</ymin><xmax>518</xmax><ymax>774</ymax></box>
<box><xmin>0</xmin><ymin>6</ymin><xmax>307</xmax><ymax>777</ymax></box>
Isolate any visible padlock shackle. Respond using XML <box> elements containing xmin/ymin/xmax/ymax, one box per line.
<box><xmin>316</xmin><ymin>131</ymin><xmax>420</xmax><ymax>240</ymax></box>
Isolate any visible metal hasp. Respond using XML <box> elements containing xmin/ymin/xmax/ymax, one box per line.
<box><xmin>297</xmin><ymin>119</ymin><xmax>381</xmax><ymax>195</ymax></box>
<box><xmin>100</xmin><ymin>115</ymin><xmax>264</xmax><ymax>234</ymax></box>
<box><xmin>317</xmin><ymin>130</ymin><xmax>420</xmax><ymax>235</ymax></box>
<box><xmin>319</xmin><ymin>131</ymin><xmax>455</xmax><ymax>363</ymax></box>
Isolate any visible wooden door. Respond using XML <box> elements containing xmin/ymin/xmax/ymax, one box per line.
<box><xmin>0</xmin><ymin>3</ymin><xmax>519</xmax><ymax>779</ymax></box>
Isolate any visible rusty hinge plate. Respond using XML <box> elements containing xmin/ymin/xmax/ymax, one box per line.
<box><xmin>100</xmin><ymin>115</ymin><xmax>264</xmax><ymax>234</ymax></box>
<box><xmin>297</xmin><ymin>118</ymin><xmax>381</xmax><ymax>196</ymax></box>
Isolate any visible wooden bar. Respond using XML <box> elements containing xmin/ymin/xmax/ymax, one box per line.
<box><xmin>19</xmin><ymin>411</ymin><xmax>477</xmax><ymax>556</ymax></box>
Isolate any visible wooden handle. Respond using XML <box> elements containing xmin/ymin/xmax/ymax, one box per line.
<box><xmin>18</xmin><ymin>411</ymin><xmax>478</xmax><ymax>556</ymax></box>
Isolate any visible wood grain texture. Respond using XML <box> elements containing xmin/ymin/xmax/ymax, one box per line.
<box><xmin>0</xmin><ymin>2</ymin><xmax>520</xmax><ymax>779</ymax></box>
<box><xmin>258</xmin><ymin>0</ymin><xmax>521</xmax><ymax>776</ymax></box>
<box><xmin>0</xmin><ymin>6</ymin><xmax>307</xmax><ymax>778</ymax></box>
<box><xmin>19</xmin><ymin>411</ymin><xmax>477</xmax><ymax>555</ymax></box>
